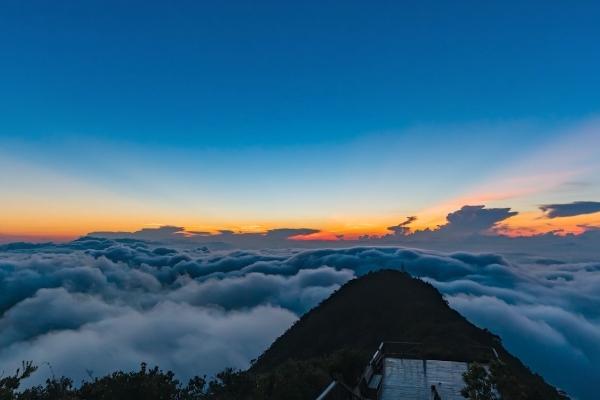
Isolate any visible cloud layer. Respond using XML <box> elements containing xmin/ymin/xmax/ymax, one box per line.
<box><xmin>79</xmin><ymin>204</ymin><xmax>600</xmax><ymax>263</ymax></box>
<box><xmin>0</xmin><ymin>239</ymin><xmax>598</xmax><ymax>399</ymax></box>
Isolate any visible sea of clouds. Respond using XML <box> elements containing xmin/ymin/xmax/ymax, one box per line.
<box><xmin>0</xmin><ymin>238</ymin><xmax>598</xmax><ymax>399</ymax></box>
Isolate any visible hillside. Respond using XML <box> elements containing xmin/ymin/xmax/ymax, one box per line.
<box><xmin>251</xmin><ymin>270</ymin><xmax>566</xmax><ymax>399</ymax></box>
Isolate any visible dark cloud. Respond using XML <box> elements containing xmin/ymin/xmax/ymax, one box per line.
<box><xmin>435</xmin><ymin>205</ymin><xmax>518</xmax><ymax>235</ymax></box>
<box><xmin>90</xmin><ymin>226</ymin><xmax>322</xmax><ymax>249</ymax></box>
<box><xmin>1</xmin><ymin>239</ymin><xmax>598</xmax><ymax>398</ymax></box>
<box><xmin>0</xmin><ymin>242</ymin><xmax>52</xmax><ymax>251</ymax></box>
<box><xmin>540</xmin><ymin>201</ymin><xmax>600</xmax><ymax>218</ymax></box>
<box><xmin>89</xmin><ymin>226</ymin><xmax>186</xmax><ymax>241</ymax></box>
<box><xmin>386</xmin><ymin>216</ymin><xmax>417</xmax><ymax>236</ymax></box>
<box><xmin>377</xmin><ymin>206</ymin><xmax>518</xmax><ymax>242</ymax></box>
<box><xmin>263</xmin><ymin>228</ymin><xmax>320</xmax><ymax>239</ymax></box>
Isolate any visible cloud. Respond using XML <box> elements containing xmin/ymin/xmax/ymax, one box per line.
<box><xmin>89</xmin><ymin>227</ymin><xmax>323</xmax><ymax>249</ymax></box>
<box><xmin>81</xmin><ymin>204</ymin><xmax>600</xmax><ymax>261</ymax></box>
<box><xmin>386</xmin><ymin>216</ymin><xmax>417</xmax><ymax>236</ymax></box>
<box><xmin>540</xmin><ymin>201</ymin><xmax>600</xmax><ymax>218</ymax></box>
<box><xmin>446</xmin><ymin>295</ymin><xmax>600</xmax><ymax>398</ymax></box>
<box><xmin>0</xmin><ymin>301</ymin><xmax>295</xmax><ymax>386</ymax></box>
<box><xmin>0</xmin><ymin>240</ymin><xmax>598</xmax><ymax>398</ymax></box>
<box><xmin>435</xmin><ymin>205</ymin><xmax>518</xmax><ymax>235</ymax></box>
<box><xmin>88</xmin><ymin>226</ymin><xmax>187</xmax><ymax>241</ymax></box>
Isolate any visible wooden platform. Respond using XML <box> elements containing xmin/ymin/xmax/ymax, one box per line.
<box><xmin>378</xmin><ymin>358</ymin><xmax>468</xmax><ymax>400</ymax></box>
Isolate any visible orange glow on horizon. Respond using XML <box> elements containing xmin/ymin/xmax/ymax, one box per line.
<box><xmin>289</xmin><ymin>231</ymin><xmax>342</xmax><ymax>241</ymax></box>
<box><xmin>2</xmin><ymin>206</ymin><xmax>600</xmax><ymax>243</ymax></box>
<box><xmin>495</xmin><ymin>211</ymin><xmax>600</xmax><ymax>237</ymax></box>
<box><xmin>3</xmin><ymin>117</ymin><xmax>599</xmax><ymax>243</ymax></box>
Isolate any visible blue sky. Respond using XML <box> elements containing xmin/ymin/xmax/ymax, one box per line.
<box><xmin>1</xmin><ymin>1</ymin><xmax>599</xmax><ymax>237</ymax></box>
<box><xmin>2</xmin><ymin>1</ymin><xmax>599</xmax><ymax>143</ymax></box>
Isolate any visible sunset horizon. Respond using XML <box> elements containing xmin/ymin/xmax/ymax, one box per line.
<box><xmin>1</xmin><ymin>2</ymin><xmax>599</xmax><ymax>399</ymax></box>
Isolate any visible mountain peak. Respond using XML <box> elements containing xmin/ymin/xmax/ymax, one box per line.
<box><xmin>253</xmin><ymin>270</ymin><xmax>566</xmax><ymax>399</ymax></box>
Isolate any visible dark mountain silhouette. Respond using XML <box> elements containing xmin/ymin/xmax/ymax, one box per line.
<box><xmin>252</xmin><ymin>270</ymin><xmax>567</xmax><ymax>399</ymax></box>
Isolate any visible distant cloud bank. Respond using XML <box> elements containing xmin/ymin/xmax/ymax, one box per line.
<box><xmin>0</xmin><ymin>238</ymin><xmax>598</xmax><ymax>398</ymax></box>
<box><xmin>78</xmin><ymin>204</ymin><xmax>600</xmax><ymax>261</ymax></box>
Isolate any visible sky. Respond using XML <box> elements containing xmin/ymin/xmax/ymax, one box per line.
<box><xmin>1</xmin><ymin>0</ymin><xmax>600</xmax><ymax>241</ymax></box>
<box><xmin>1</xmin><ymin>4</ymin><xmax>600</xmax><ymax>398</ymax></box>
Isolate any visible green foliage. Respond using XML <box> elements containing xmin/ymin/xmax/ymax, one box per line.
<box><xmin>461</xmin><ymin>362</ymin><xmax>497</xmax><ymax>400</ymax></box>
<box><xmin>7</xmin><ymin>350</ymin><xmax>365</xmax><ymax>400</ymax></box>
<box><xmin>17</xmin><ymin>363</ymin><xmax>204</xmax><ymax>400</ymax></box>
<box><xmin>18</xmin><ymin>377</ymin><xmax>76</xmax><ymax>400</ymax></box>
<box><xmin>204</xmin><ymin>368</ymin><xmax>254</xmax><ymax>400</ymax></box>
<box><xmin>253</xmin><ymin>349</ymin><xmax>367</xmax><ymax>400</ymax></box>
<box><xmin>199</xmin><ymin>349</ymin><xmax>367</xmax><ymax>400</ymax></box>
<box><xmin>184</xmin><ymin>376</ymin><xmax>208</xmax><ymax>399</ymax></box>
<box><xmin>77</xmin><ymin>362</ymin><xmax>182</xmax><ymax>400</ymax></box>
<box><xmin>0</xmin><ymin>361</ymin><xmax>37</xmax><ymax>400</ymax></box>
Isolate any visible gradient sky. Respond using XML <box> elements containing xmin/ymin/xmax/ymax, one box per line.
<box><xmin>1</xmin><ymin>1</ymin><xmax>600</xmax><ymax>240</ymax></box>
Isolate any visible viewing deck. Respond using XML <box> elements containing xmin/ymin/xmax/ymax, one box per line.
<box><xmin>378</xmin><ymin>358</ymin><xmax>468</xmax><ymax>399</ymax></box>
<box><xmin>316</xmin><ymin>341</ymin><xmax>498</xmax><ymax>400</ymax></box>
